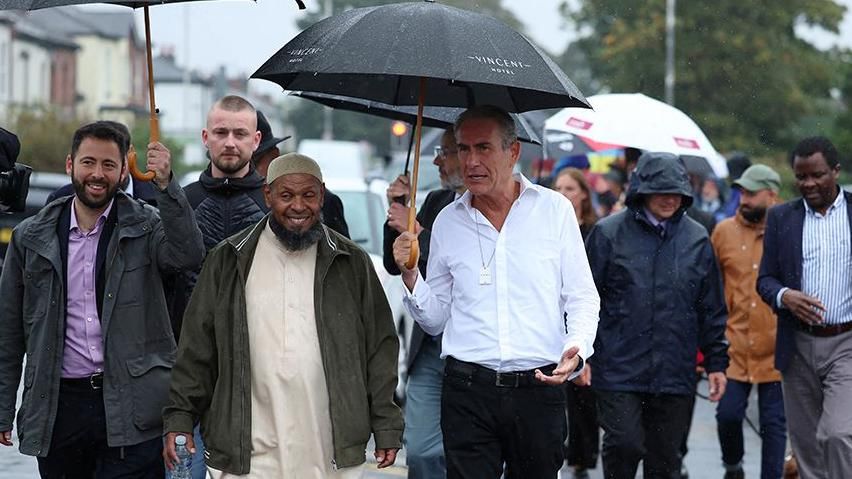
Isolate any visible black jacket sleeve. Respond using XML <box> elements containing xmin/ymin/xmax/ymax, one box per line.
<box><xmin>323</xmin><ymin>189</ymin><xmax>350</xmax><ymax>239</ymax></box>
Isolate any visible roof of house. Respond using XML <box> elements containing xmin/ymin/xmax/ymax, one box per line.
<box><xmin>153</xmin><ymin>54</ymin><xmax>211</xmax><ymax>85</ymax></box>
<box><xmin>23</xmin><ymin>6</ymin><xmax>141</xmax><ymax>44</ymax></box>
<box><xmin>0</xmin><ymin>11</ymin><xmax>78</xmax><ymax>50</ymax></box>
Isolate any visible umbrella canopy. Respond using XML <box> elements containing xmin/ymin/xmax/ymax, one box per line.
<box><xmin>254</xmin><ymin>1</ymin><xmax>589</xmax><ymax>269</ymax></box>
<box><xmin>0</xmin><ymin>0</ymin><xmax>251</xmax><ymax>180</ymax></box>
<box><xmin>544</xmin><ymin>93</ymin><xmax>728</xmax><ymax>178</ymax></box>
<box><xmin>0</xmin><ymin>0</ymin><xmax>200</xmax><ymax>6</ymax></box>
<box><xmin>252</xmin><ymin>1</ymin><xmax>589</xmax><ymax>113</ymax></box>
<box><xmin>290</xmin><ymin>91</ymin><xmax>541</xmax><ymax>145</ymax></box>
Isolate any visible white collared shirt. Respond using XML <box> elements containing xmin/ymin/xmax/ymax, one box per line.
<box><xmin>403</xmin><ymin>174</ymin><xmax>600</xmax><ymax>373</ymax></box>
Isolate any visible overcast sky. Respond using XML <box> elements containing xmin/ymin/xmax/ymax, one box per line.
<box><xmin>76</xmin><ymin>0</ymin><xmax>852</xmax><ymax>94</ymax></box>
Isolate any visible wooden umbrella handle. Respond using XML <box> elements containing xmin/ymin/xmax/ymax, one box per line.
<box><xmin>404</xmin><ymin>78</ymin><xmax>427</xmax><ymax>270</ymax></box>
<box><xmin>127</xmin><ymin>145</ymin><xmax>156</xmax><ymax>182</ymax></box>
<box><xmin>130</xmin><ymin>5</ymin><xmax>158</xmax><ymax>183</ymax></box>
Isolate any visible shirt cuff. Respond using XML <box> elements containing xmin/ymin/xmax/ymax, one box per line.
<box><xmin>402</xmin><ymin>271</ymin><xmax>426</xmax><ymax>310</ymax></box>
<box><xmin>776</xmin><ymin>287</ymin><xmax>789</xmax><ymax>309</ymax></box>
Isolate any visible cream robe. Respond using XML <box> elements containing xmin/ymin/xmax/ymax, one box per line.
<box><xmin>210</xmin><ymin>226</ymin><xmax>362</xmax><ymax>479</ymax></box>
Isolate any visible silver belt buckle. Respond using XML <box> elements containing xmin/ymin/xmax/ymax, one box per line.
<box><xmin>495</xmin><ymin>373</ymin><xmax>519</xmax><ymax>387</ymax></box>
<box><xmin>90</xmin><ymin>374</ymin><xmax>103</xmax><ymax>390</ymax></box>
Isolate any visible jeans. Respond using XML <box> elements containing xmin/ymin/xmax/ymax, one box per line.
<box><xmin>716</xmin><ymin>379</ymin><xmax>786</xmax><ymax>479</ymax></box>
<box><xmin>404</xmin><ymin>339</ymin><xmax>446</xmax><ymax>479</ymax></box>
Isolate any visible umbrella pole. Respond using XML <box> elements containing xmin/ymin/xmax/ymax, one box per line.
<box><xmin>144</xmin><ymin>6</ymin><xmax>159</xmax><ymax>143</ymax></box>
<box><xmin>128</xmin><ymin>6</ymin><xmax>158</xmax><ymax>182</ymax></box>
<box><xmin>403</xmin><ymin>124</ymin><xmax>416</xmax><ymax>175</ymax></box>
<box><xmin>404</xmin><ymin>77</ymin><xmax>426</xmax><ymax>270</ymax></box>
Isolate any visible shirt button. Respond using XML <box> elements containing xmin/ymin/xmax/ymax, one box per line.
<box><xmin>90</xmin><ymin>346</ymin><xmax>96</xmax><ymax>350</ymax></box>
<box><xmin>87</xmin><ymin>317</ymin><xmax>92</xmax><ymax>322</ymax></box>
<box><xmin>752</xmin><ymin>264</ymin><xmax>758</xmax><ymax>270</ymax></box>
<box><xmin>741</xmin><ymin>245</ymin><xmax>747</xmax><ymax>250</ymax></box>
<box><xmin>750</xmin><ymin>302</ymin><xmax>756</xmax><ymax>308</ymax></box>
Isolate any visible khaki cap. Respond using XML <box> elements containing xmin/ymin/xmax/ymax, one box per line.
<box><xmin>266</xmin><ymin>153</ymin><xmax>323</xmax><ymax>184</ymax></box>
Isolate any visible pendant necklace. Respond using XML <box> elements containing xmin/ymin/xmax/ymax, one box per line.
<box><xmin>473</xmin><ymin>209</ymin><xmax>496</xmax><ymax>285</ymax></box>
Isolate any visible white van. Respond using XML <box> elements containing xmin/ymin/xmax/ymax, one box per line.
<box><xmin>297</xmin><ymin>139</ymin><xmax>374</xmax><ymax>180</ymax></box>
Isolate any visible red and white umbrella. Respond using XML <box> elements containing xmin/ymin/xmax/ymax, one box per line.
<box><xmin>545</xmin><ymin>93</ymin><xmax>728</xmax><ymax>177</ymax></box>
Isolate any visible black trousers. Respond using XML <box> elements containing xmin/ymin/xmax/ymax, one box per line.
<box><xmin>440</xmin><ymin>358</ymin><xmax>567</xmax><ymax>479</ymax></box>
<box><xmin>596</xmin><ymin>390</ymin><xmax>693</xmax><ymax>479</ymax></box>
<box><xmin>565</xmin><ymin>382</ymin><xmax>599</xmax><ymax>469</ymax></box>
<box><xmin>36</xmin><ymin>380</ymin><xmax>164</xmax><ymax>479</ymax></box>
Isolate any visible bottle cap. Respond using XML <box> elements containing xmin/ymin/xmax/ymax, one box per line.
<box><xmin>175</xmin><ymin>435</ymin><xmax>187</xmax><ymax>446</ymax></box>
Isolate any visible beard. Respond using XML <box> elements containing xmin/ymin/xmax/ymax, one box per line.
<box><xmin>71</xmin><ymin>174</ymin><xmax>120</xmax><ymax>210</ymax></box>
<box><xmin>269</xmin><ymin>213</ymin><xmax>324</xmax><ymax>251</ymax></box>
<box><xmin>210</xmin><ymin>150</ymin><xmax>251</xmax><ymax>175</ymax></box>
<box><xmin>740</xmin><ymin>205</ymin><xmax>767</xmax><ymax>223</ymax></box>
<box><xmin>441</xmin><ymin>172</ymin><xmax>465</xmax><ymax>191</ymax></box>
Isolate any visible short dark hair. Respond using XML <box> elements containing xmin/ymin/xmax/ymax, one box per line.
<box><xmin>790</xmin><ymin>136</ymin><xmax>839</xmax><ymax>169</ymax></box>
<box><xmin>454</xmin><ymin>105</ymin><xmax>517</xmax><ymax>149</ymax></box>
<box><xmin>70</xmin><ymin>121</ymin><xmax>130</xmax><ymax>162</ymax></box>
<box><xmin>213</xmin><ymin>95</ymin><xmax>255</xmax><ymax>114</ymax></box>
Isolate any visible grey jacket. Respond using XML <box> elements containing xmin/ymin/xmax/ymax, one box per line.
<box><xmin>0</xmin><ymin>180</ymin><xmax>204</xmax><ymax>456</ymax></box>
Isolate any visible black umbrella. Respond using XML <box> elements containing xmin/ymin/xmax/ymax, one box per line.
<box><xmin>253</xmin><ymin>0</ymin><xmax>589</xmax><ymax>268</ymax></box>
<box><xmin>290</xmin><ymin>91</ymin><xmax>541</xmax><ymax>145</ymax></box>
<box><xmin>0</xmin><ymin>0</ymin><xmax>251</xmax><ymax>180</ymax></box>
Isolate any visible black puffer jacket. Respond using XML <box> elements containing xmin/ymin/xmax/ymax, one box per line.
<box><xmin>184</xmin><ymin>166</ymin><xmax>268</xmax><ymax>251</ymax></box>
<box><xmin>585</xmin><ymin>152</ymin><xmax>728</xmax><ymax>395</ymax></box>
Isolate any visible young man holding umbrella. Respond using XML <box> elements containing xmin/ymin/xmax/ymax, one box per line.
<box><xmin>393</xmin><ymin>105</ymin><xmax>599</xmax><ymax>479</ymax></box>
<box><xmin>0</xmin><ymin>121</ymin><xmax>204</xmax><ymax>477</ymax></box>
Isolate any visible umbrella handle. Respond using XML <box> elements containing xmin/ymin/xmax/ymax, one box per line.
<box><xmin>404</xmin><ymin>204</ymin><xmax>419</xmax><ymax>270</ymax></box>
<box><xmin>127</xmin><ymin>145</ymin><xmax>156</xmax><ymax>182</ymax></box>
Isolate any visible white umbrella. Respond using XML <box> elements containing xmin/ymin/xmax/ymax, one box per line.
<box><xmin>545</xmin><ymin>93</ymin><xmax>728</xmax><ymax>178</ymax></box>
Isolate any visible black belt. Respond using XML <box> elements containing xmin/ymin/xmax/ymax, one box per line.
<box><xmin>796</xmin><ymin>321</ymin><xmax>852</xmax><ymax>337</ymax></box>
<box><xmin>60</xmin><ymin>372</ymin><xmax>104</xmax><ymax>390</ymax></box>
<box><xmin>445</xmin><ymin>357</ymin><xmax>555</xmax><ymax>388</ymax></box>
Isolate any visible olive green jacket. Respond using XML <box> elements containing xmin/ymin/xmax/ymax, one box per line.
<box><xmin>163</xmin><ymin>216</ymin><xmax>403</xmax><ymax>474</ymax></box>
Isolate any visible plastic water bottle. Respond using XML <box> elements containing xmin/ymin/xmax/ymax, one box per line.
<box><xmin>172</xmin><ymin>434</ymin><xmax>192</xmax><ymax>479</ymax></box>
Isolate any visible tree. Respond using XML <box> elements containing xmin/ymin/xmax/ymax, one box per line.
<box><xmin>564</xmin><ymin>0</ymin><xmax>845</xmax><ymax>154</ymax></box>
<box><xmin>9</xmin><ymin>108</ymin><xmax>81</xmax><ymax>173</ymax></box>
<box><xmin>129</xmin><ymin>121</ymin><xmax>187</xmax><ymax>175</ymax></box>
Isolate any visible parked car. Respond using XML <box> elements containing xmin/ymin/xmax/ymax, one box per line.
<box><xmin>0</xmin><ymin>172</ymin><xmax>69</xmax><ymax>259</ymax></box>
<box><xmin>325</xmin><ymin>177</ymin><xmax>412</xmax><ymax>403</ymax></box>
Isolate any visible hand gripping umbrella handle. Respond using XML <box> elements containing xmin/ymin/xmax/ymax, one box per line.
<box><xmin>127</xmin><ymin>145</ymin><xmax>156</xmax><ymax>182</ymax></box>
<box><xmin>405</xmin><ymin>205</ymin><xmax>420</xmax><ymax>270</ymax></box>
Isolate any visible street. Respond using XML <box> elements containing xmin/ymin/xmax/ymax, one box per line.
<box><xmin>0</xmin><ymin>377</ymin><xmax>765</xmax><ymax>479</ymax></box>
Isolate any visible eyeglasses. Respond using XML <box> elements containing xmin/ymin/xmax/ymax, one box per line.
<box><xmin>434</xmin><ymin>146</ymin><xmax>458</xmax><ymax>158</ymax></box>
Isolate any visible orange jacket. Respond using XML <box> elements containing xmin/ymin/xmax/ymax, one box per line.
<box><xmin>711</xmin><ymin>213</ymin><xmax>781</xmax><ymax>383</ymax></box>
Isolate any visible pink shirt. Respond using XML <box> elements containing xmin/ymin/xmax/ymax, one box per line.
<box><xmin>62</xmin><ymin>199</ymin><xmax>113</xmax><ymax>378</ymax></box>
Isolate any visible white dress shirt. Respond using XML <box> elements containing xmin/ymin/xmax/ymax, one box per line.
<box><xmin>403</xmin><ymin>174</ymin><xmax>600</xmax><ymax>373</ymax></box>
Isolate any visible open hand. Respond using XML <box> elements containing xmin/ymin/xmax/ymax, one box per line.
<box><xmin>535</xmin><ymin>346</ymin><xmax>580</xmax><ymax>385</ymax></box>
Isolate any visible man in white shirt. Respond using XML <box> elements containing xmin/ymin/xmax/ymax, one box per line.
<box><xmin>393</xmin><ymin>105</ymin><xmax>600</xmax><ymax>479</ymax></box>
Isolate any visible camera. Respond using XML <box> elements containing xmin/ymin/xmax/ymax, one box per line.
<box><xmin>0</xmin><ymin>127</ymin><xmax>32</xmax><ymax>213</ymax></box>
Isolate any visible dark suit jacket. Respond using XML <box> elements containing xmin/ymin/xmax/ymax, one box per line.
<box><xmin>382</xmin><ymin>189</ymin><xmax>456</xmax><ymax>369</ymax></box>
<box><xmin>46</xmin><ymin>177</ymin><xmax>159</xmax><ymax>206</ymax></box>
<box><xmin>757</xmin><ymin>190</ymin><xmax>852</xmax><ymax>372</ymax></box>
